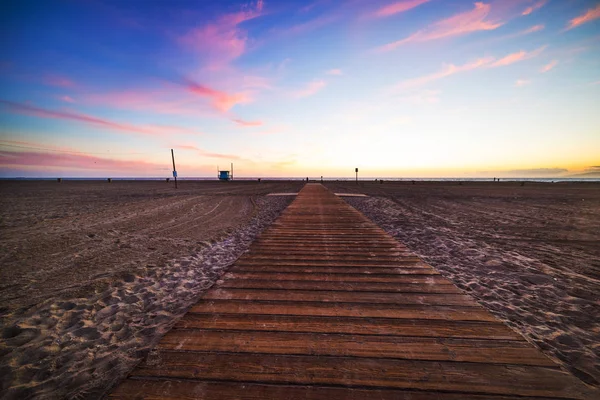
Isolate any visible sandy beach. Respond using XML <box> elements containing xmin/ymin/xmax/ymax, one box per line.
<box><xmin>325</xmin><ymin>180</ymin><xmax>600</xmax><ymax>389</ymax></box>
<box><xmin>1</xmin><ymin>179</ymin><xmax>599</xmax><ymax>398</ymax></box>
<box><xmin>0</xmin><ymin>180</ymin><xmax>302</xmax><ymax>399</ymax></box>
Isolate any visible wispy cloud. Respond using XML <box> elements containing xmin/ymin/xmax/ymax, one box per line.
<box><xmin>372</xmin><ymin>0</ymin><xmax>430</xmax><ymax>18</ymax></box>
<box><xmin>397</xmin><ymin>57</ymin><xmax>494</xmax><ymax>88</ymax></box>
<box><xmin>522</xmin><ymin>0</ymin><xmax>546</xmax><ymax>16</ymax></box>
<box><xmin>0</xmin><ymin>100</ymin><xmax>199</xmax><ymax>136</ymax></box>
<box><xmin>185</xmin><ymin>79</ymin><xmax>251</xmax><ymax>111</ymax></box>
<box><xmin>326</xmin><ymin>68</ymin><xmax>343</xmax><ymax>75</ymax></box>
<box><xmin>567</xmin><ymin>4</ymin><xmax>600</xmax><ymax>29</ymax></box>
<box><xmin>178</xmin><ymin>3</ymin><xmax>263</xmax><ymax>68</ymax></box>
<box><xmin>515</xmin><ymin>79</ymin><xmax>531</xmax><ymax>87</ymax></box>
<box><xmin>378</xmin><ymin>2</ymin><xmax>503</xmax><ymax>51</ymax></box>
<box><xmin>521</xmin><ymin>24</ymin><xmax>545</xmax><ymax>34</ymax></box>
<box><xmin>232</xmin><ymin>118</ymin><xmax>263</xmax><ymax>127</ymax></box>
<box><xmin>173</xmin><ymin>144</ymin><xmax>243</xmax><ymax>160</ymax></box>
<box><xmin>490</xmin><ymin>46</ymin><xmax>546</xmax><ymax>67</ymax></box>
<box><xmin>396</xmin><ymin>47</ymin><xmax>546</xmax><ymax>88</ymax></box>
<box><xmin>540</xmin><ymin>60</ymin><xmax>558</xmax><ymax>73</ymax></box>
<box><xmin>0</xmin><ymin>151</ymin><xmax>167</xmax><ymax>172</ymax></box>
<box><xmin>293</xmin><ymin>79</ymin><xmax>326</xmax><ymax>98</ymax></box>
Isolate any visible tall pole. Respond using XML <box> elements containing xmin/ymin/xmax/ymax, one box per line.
<box><xmin>355</xmin><ymin>167</ymin><xmax>358</xmax><ymax>184</ymax></box>
<box><xmin>231</xmin><ymin>163</ymin><xmax>233</xmax><ymax>181</ymax></box>
<box><xmin>171</xmin><ymin>149</ymin><xmax>178</xmax><ymax>189</ymax></box>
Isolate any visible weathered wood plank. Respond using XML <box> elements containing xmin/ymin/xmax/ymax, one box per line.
<box><xmin>110</xmin><ymin>379</ymin><xmax>559</xmax><ymax>400</ymax></box>
<box><xmin>189</xmin><ymin>300</ymin><xmax>498</xmax><ymax>321</ymax></box>
<box><xmin>230</xmin><ymin>265</ymin><xmax>440</xmax><ymax>274</ymax></box>
<box><xmin>202</xmin><ymin>288</ymin><xmax>475</xmax><ymax>306</ymax></box>
<box><xmin>222</xmin><ymin>271</ymin><xmax>453</xmax><ymax>284</ymax></box>
<box><xmin>158</xmin><ymin>329</ymin><xmax>552</xmax><ymax>365</ymax></box>
<box><xmin>217</xmin><ymin>279</ymin><xmax>462</xmax><ymax>293</ymax></box>
<box><xmin>129</xmin><ymin>352</ymin><xmax>589</xmax><ymax>398</ymax></box>
<box><xmin>175</xmin><ymin>313</ymin><xmax>522</xmax><ymax>339</ymax></box>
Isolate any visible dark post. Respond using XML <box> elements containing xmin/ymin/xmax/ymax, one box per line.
<box><xmin>355</xmin><ymin>168</ymin><xmax>358</xmax><ymax>184</ymax></box>
<box><xmin>171</xmin><ymin>149</ymin><xmax>178</xmax><ymax>189</ymax></box>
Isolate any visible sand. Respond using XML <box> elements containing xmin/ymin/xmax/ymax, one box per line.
<box><xmin>325</xmin><ymin>180</ymin><xmax>600</xmax><ymax>389</ymax></box>
<box><xmin>0</xmin><ymin>180</ymin><xmax>302</xmax><ymax>399</ymax></box>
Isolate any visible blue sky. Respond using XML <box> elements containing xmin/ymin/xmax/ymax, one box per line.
<box><xmin>1</xmin><ymin>0</ymin><xmax>599</xmax><ymax>177</ymax></box>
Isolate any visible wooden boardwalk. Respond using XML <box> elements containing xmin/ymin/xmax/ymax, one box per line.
<box><xmin>111</xmin><ymin>184</ymin><xmax>593</xmax><ymax>399</ymax></box>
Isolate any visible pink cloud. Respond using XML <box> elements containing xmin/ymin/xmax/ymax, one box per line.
<box><xmin>0</xmin><ymin>151</ymin><xmax>166</xmax><ymax>172</ymax></box>
<box><xmin>232</xmin><ymin>118</ymin><xmax>263</xmax><ymax>127</ymax></box>
<box><xmin>172</xmin><ymin>144</ymin><xmax>243</xmax><ymax>160</ymax></box>
<box><xmin>326</xmin><ymin>69</ymin><xmax>343</xmax><ymax>75</ymax></box>
<box><xmin>515</xmin><ymin>79</ymin><xmax>531</xmax><ymax>87</ymax></box>
<box><xmin>59</xmin><ymin>95</ymin><xmax>75</xmax><ymax>103</ymax></box>
<box><xmin>372</xmin><ymin>0</ymin><xmax>430</xmax><ymax>18</ymax></box>
<box><xmin>185</xmin><ymin>80</ymin><xmax>251</xmax><ymax>112</ymax></box>
<box><xmin>396</xmin><ymin>47</ymin><xmax>546</xmax><ymax>88</ymax></box>
<box><xmin>540</xmin><ymin>60</ymin><xmax>558</xmax><ymax>73</ymax></box>
<box><xmin>292</xmin><ymin>79</ymin><xmax>327</xmax><ymax>98</ymax></box>
<box><xmin>490</xmin><ymin>46</ymin><xmax>546</xmax><ymax>67</ymax></box>
<box><xmin>397</xmin><ymin>57</ymin><xmax>494</xmax><ymax>88</ymax></box>
<box><xmin>178</xmin><ymin>5</ymin><xmax>263</xmax><ymax>68</ymax></box>
<box><xmin>378</xmin><ymin>2</ymin><xmax>503</xmax><ymax>51</ymax></box>
<box><xmin>522</xmin><ymin>0</ymin><xmax>546</xmax><ymax>16</ymax></box>
<box><xmin>522</xmin><ymin>24</ymin><xmax>545</xmax><ymax>34</ymax></box>
<box><xmin>567</xmin><ymin>4</ymin><xmax>600</xmax><ymax>29</ymax></box>
<box><xmin>0</xmin><ymin>100</ymin><xmax>199</xmax><ymax>136</ymax></box>
<box><xmin>43</xmin><ymin>74</ymin><xmax>76</xmax><ymax>88</ymax></box>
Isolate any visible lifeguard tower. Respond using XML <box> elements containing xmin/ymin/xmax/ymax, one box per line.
<box><xmin>218</xmin><ymin>163</ymin><xmax>234</xmax><ymax>181</ymax></box>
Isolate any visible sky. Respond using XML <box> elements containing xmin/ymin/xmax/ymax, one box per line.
<box><xmin>1</xmin><ymin>0</ymin><xmax>599</xmax><ymax>178</ymax></box>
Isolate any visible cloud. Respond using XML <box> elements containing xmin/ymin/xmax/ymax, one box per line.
<box><xmin>0</xmin><ymin>150</ymin><xmax>166</xmax><ymax>172</ymax></box>
<box><xmin>378</xmin><ymin>2</ymin><xmax>503</xmax><ymax>51</ymax></box>
<box><xmin>567</xmin><ymin>4</ymin><xmax>600</xmax><ymax>29</ymax></box>
<box><xmin>372</xmin><ymin>0</ymin><xmax>430</xmax><ymax>18</ymax></box>
<box><xmin>232</xmin><ymin>118</ymin><xmax>263</xmax><ymax>127</ymax></box>
<box><xmin>396</xmin><ymin>47</ymin><xmax>546</xmax><ymax>88</ymax></box>
<box><xmin>326</xmin><ymin>69</ymin><xmax>343</xmax><ymax>75</ymax></box>
<box><xmin>540</xmin><ymin>60</ymin><xmax>558</xmax><ymax>73</ymax></box>
<box><xmin>522</xmin><ymin>0</ymin><xmax>546</xmax><ymax>16</ymax></box>
<box><xmin>515</xmin><ymin>79</ymin><xmax>531</xmax><ymax>87</ymax></box>
<box><xmin>173</xmin><ymin>144</ymin><xmax>243</xmax><ymax>160</ymax></box>
<box><xmin>178</xmin><ymin>4</ymin><xmax>263</xmax><ymax>68</ymax></box>
<box><xmin>293</xmin><ymin>79</ymin><xmax>326</xmax><ymax>98</ymax></box>
<box><xmin>396</xmin><ymin>57</ymin><xmax>494</xmax><ymax>88</ymax></box>
<box><xmin>184</xmin><ymin>79</ymin><xmax>251</xmax><ymax>111</ymax></box>
<box><xmin>521</xmin><ymin>24</ymin><xmax>545</xmax><ymax>34</ymax></box>
<box><xmin>43</xmin><ymin>75</ymin><xmax>76</xmax><ymax>88</ymax></box>
<box><xmin>0</xmin><ymin>100</ymin><xmax>199</xmax><ymax>136</ymax></box>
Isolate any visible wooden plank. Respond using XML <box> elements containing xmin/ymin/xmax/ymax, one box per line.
<box><xmin>222</xmin><ymin>271</ymin><xmax>453</xmax><ymax>284</ymax></box>
<box><xmin>158</xmin><ymin>329</ymin><xmax>551</xmax><ymax>366</ymax></box>
<box><xmin>231</xmin><ymin>265</ymin><xmax>437</xmax><ymax>274</ymax></box>
<box><xmin>202</xmin><ymin>288</ymin><xmax>475</xmax><ymax>306</ymax></box>
<box><xmin>175</xmin><ymin>313</ymin><xmax>522</xmax><ymax>340</ymax></box>
<box><xmin>110</xmin><ymin>379</ymin><xmax>557</xmax><ymax>400</ymax></box>
<box><xmin>129</xmin><ymin>352</ymin><xmax>589</xmax><ymax>398</ymax></box>
<box><xmin>218</xmin><ymin>279</ymin><xmax>462</xmax><ymax>293</ymax></box>
<box><xmin>189</xmin><ymin>300</ymin><xmax>498</xmax><ymax>321</ymax></box>
<box><xmin>233</xmin><ymin>259</ymin><xmax>426</xmax><ymax>267</ymax></box>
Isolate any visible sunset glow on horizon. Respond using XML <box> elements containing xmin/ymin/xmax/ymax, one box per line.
<box><xmin>1</xmin><ymin>0</ymin><xmax>599</xmax><ymax>178</ymax></box>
